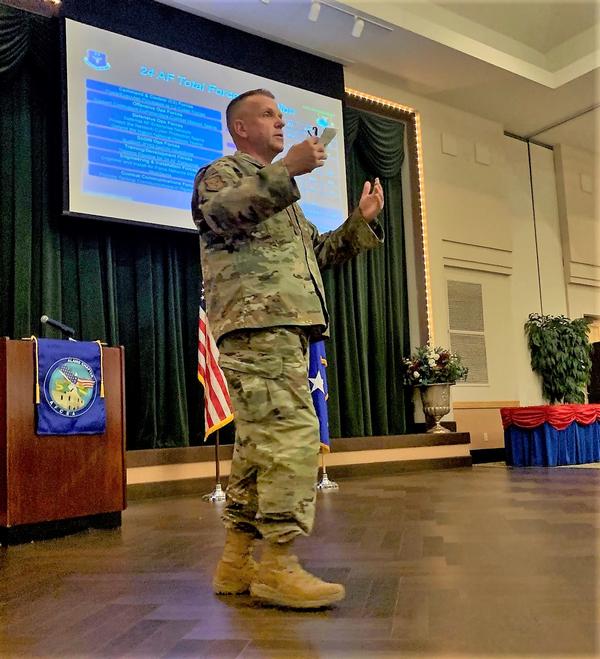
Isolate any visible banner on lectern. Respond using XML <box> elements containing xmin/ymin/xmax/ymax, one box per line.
<box><xmin>35</xmin><ymin>338</ymin><xmax>106</xmax><ymax>435</ymax></box>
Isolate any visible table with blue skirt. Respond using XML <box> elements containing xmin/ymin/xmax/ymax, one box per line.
<box><xmin>501</xmin><ymin>404</ymin><xmax>600</xmax><ymax>467</ymax></box>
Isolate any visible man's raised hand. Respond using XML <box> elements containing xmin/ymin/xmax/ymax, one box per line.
<box><xmin>358</xmin><ymin>178</ymin><xmax>384</xmax><ymax>223</ymax></box>
<box><xmin>282</xmin><ymin>138</ymin><xmax>327</xmax><ymax>177</ymax></box>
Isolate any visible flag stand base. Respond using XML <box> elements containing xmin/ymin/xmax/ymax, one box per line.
<box><xmin>203</xmin><ymin>483</ymin><xmax>226</xmax><ymax>502</ymax></box>
<box><xmin>317</xmin><ymin>467</ymin><xmax>339</xmax><ymax>490</ymax></box>
<box><xmin>203</xmin><ymin>433</ymin><xmax>227</xmax><ymax>502</ymax></box>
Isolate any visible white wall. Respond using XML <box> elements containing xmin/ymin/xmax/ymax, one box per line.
<box><xmin>346</xmin><ymin>67</ymin><xmax>593</xmax><ymax>412</ymax></box>
<box><xmin>530</xmin><ymin>145</ymin><xmax>570</xmax><ymax>317</ymax></box>
<box><xmin>505</xmin><ymin>140</ymin><xmax>570</xmax><ymax>405</ymax></box>
<box><xmin>554</xmin><ymin>144</ymin><xmax>600</xmax><ymax>319</ymax></box>
<box><xmin>503</xmin><ymin>137</ymin><xmax>544</xmax><ymax>406</ymax></box>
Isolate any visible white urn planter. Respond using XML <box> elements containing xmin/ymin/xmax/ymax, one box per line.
<box><xmin>419</xmin><ymin>383</ymin><xmax>452</xmax><ymax>433</ymax></box>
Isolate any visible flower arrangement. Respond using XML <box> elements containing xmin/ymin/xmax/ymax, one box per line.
<box><xmin>403</xmin><ymin>345</ymin><xmax>469</xmax><ymax>385</ymax></box>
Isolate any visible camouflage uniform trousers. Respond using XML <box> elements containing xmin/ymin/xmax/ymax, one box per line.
<box><xmin>218</xmin><ymin>326</ymin><xmax>320</xmax><ymax>544</ymax></box>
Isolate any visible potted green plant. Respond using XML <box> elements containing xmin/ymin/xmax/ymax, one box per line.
<box><xmin>403</xmin><ymin>345</ymin><xmax>469</xmax><ymax>433</ymax></box>
<box><xmin>524</xmin><ymin>313</ymin><xmax>592</xmax><ymax>403</ymax></box>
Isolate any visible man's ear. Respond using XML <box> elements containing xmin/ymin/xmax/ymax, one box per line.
<box><xmin>232</xmin><ymin>118</ymin><xmax>247</xmax><ymax>139</ymax></box>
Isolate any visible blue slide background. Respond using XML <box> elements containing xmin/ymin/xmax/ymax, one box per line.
<box><xmin>85</xmin><ymin>80</ymin><xmax>221</xmax><ymax>209</ymax></box>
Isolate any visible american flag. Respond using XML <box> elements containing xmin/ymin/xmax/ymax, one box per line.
<box><xmin>198</xmin><ymin>289</ymin><xmax>234</xmax><ymax>438</ymax></box>
<box><xmin>59</xmin><ymin>366</ymin><xmax>95</xmax><ymax>389</ymax></box>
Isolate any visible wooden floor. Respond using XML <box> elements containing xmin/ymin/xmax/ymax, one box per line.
<box><xmin>1</xmin><ymin>465</ymin><xmax>599</xmax><ymax>658</ymax></box>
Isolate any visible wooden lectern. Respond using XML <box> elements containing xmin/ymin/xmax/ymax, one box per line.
<box><xmin>0</xmin><ymin>338</ymin><xmax>126</xmax><ymax>544</ymax></box>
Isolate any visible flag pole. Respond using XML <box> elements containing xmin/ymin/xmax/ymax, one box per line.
<box><xmin>317</xmin><ymin>450</ymin><xmax>338</xmax><ymax>490</ymax></box>
<box><xmin>203</xmin><ymin>430</ymin><xmax>226</xmax><ymax>502</ymax></box>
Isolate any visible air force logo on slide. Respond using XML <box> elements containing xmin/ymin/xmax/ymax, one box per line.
<box><xmin>84</xmin><ymin>50</ymin><xmax>111</xmax><ymax>71</ymax></box>
<box><xmin>43</xmin><ymin>358</ymin><xmax>97</xmax><ymax>417</ymax></box>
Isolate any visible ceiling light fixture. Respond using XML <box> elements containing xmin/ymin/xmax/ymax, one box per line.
<box><xmin>351</xmin><ymin>17</ymin><xmax>364</xmax><ymax>38</ymax></box>
<box><xmin>308</xmin><ymin>1</ymin><xmax>321</xmax><ymax>22</ymax></box>
<box><xmin>307</xmin><ymin>2</ymin><xmax>392</xmax><ymax>36</ymax></box>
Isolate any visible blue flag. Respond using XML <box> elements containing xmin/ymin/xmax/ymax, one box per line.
<box><xmin>36</xmin><ymin>339</ymin><xmax>106</xmax><ymax>435</ymax></box>
<box><xmin>308</xmin><ymin>340</ymin><xmax>330</xmax><ymax>452</ymax></box>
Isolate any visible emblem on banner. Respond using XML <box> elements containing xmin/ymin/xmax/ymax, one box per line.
<box><xmin>43</xmin><ymin>358</ymin><xmax>97</xmax><ymax>417</ymax></box>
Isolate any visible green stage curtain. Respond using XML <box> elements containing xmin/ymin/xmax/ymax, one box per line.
<box><xmin>0</xmin><ymin>7</ymin><xmax>410</xmax><ymax>448</ymax></box>
<box><xmin>0</xmin><ymin>7</ymin><xmax>202</xmax><ymax>449</ymax></box>
<box><xmin>323</xmin><ymin>107</ymin><xmax>411</xmax><ymax>437</ymax></box>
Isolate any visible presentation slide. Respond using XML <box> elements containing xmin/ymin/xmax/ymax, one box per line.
<box><xmin>64</xmin><ymin>19</ymin><xmax>348</xmax><ymax>232</ymax></box>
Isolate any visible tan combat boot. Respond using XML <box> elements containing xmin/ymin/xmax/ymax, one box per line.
<box><xmin>213</xmin><ymin>528</ymin><xmax>258</xmax><ymax>594</ymax></box>
<box><xmin>250</xmin><ymin>541</ymin><xmax>345</xmax><ymax>608</ymax></box>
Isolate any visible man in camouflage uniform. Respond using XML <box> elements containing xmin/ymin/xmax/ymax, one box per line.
<box><xmin>192</xmin><ymin>89</ymin><xmax>384</xmax><ymax>608</ymax></box>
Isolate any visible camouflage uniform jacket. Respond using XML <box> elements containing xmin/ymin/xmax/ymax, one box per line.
<box><xmin>192</xmin><ymin>151</ymin><xmax>383</xmax><ymax>344</ymax></box>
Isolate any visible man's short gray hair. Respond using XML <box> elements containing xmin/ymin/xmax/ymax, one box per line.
<box><xmin>226</xmin><ymin>88</ymin><xmax>275</xmax><ymax>133</ymax></box>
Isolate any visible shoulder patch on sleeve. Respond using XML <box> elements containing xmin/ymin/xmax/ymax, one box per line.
<box><xmin>204</xmin><ymin>174</ymin><xmax>226</xmax><ymax>192</ymax></box>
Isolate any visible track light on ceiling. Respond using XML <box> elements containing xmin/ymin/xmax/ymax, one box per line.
<box><xmin>304</xmin><ymin>2</ymin><xmax>393</xmax><ymax>36</ymax></box>
<box><xmin>308</xmin><ymin>1</ymin><xmax>321</xmax><ymax>22</ymax></box>
<box><xmin>260</xmin><ymin>0</ymin><xmax>270</xmax><ymax>4</ymax></box>
<box><xmin>351</xmin><ymin>17</ymin><xmax>364</xmax><ymax>38</ymax></box>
